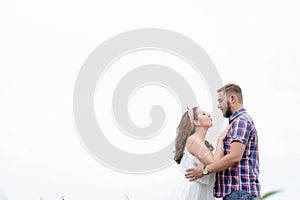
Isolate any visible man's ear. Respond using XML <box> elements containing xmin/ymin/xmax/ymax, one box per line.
<box><xmin>231</xmin><ymin>94</ymin><xmax>237</xmax><ymax>104</ymax></box>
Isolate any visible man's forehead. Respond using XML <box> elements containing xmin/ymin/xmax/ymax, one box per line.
<box><xmin>218</xmin><ymin>91</ymin><xmax>225</xmax><ymax>98</ymax></box>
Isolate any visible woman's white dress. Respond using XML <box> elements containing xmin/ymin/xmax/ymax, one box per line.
<box><xmin>169</xmin><ymin>148</ymin><xmax>216</xmax><ymax>200</ymax></box>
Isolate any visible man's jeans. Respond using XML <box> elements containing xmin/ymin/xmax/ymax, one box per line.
<box><xmin>223</xmin><ymin>191</ymin><xmax>258</xmax><ymax>200</ymax></box>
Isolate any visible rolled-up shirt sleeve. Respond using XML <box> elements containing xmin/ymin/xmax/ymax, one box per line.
<box><xmin>230</xmin><ymin>117</ymin><xmax>252</xmax><ymax>145</ymax></box>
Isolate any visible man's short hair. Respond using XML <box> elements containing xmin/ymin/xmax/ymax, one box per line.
<box><xmin>217</xmin><ymin>83</ymin><xmax>243</xmax><ymax>103</ymax></box>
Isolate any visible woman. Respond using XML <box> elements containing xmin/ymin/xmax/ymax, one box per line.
<box><xmin>170</xmin><ymin>106</ymin><xmax>229</xmax><ymax>200</ymax></box>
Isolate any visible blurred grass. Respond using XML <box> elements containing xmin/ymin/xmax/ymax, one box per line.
<box><xmin>260</xmin><ymin>190</ymin><xmax>281</xmax><ymax>199</ymax></box>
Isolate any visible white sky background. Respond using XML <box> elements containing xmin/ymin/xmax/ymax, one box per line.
<box><xmin>1</xmin><ymin>0</ymin><xmax>300</xmax><ymax>199</ymax></box>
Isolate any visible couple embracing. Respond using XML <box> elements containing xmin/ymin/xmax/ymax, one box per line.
<box><xmin>171</xmin><ymin>84</ymin><xmax>261</xmax><ymax>200</ymax></box>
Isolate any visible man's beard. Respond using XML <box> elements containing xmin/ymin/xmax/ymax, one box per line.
<box><xmin>224</xmin><ymin>101</ymin><xmax>232</xmax><ymax>118</ymax></box>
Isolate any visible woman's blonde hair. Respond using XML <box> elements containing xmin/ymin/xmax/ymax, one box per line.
<box><xmin>174</xmin><ymin>107</ymin><xmax>198</xmax><ymax>164</ymax></box>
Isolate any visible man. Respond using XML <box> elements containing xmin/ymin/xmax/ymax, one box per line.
<box><xmin>185</xmin><ymin>84</ymin><xmax>261</xmax><ymax>199</ymax></box>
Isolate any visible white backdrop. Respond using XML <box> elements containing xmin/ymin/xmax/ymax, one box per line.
<box><xmin>2</xmin><ymin>0</ymin><xmax>300</xmax><ymax>199</ymax></box>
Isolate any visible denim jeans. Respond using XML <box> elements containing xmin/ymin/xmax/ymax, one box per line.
<box><xmin>223</xmin><ymin>191</ymin><xmax>258</xmax><ymax>200</ymax></box>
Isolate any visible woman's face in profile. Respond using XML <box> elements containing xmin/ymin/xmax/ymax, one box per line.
<box><xmin>196</xmin><ymin>108</ymin><xmax>213</xmax><ymax>128</ymax></box>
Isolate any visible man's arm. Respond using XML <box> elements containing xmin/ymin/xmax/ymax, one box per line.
<box><xmin>185</xmin><ymin>141</ymin><xmax>245</xmax><ymax>181</ymax></box>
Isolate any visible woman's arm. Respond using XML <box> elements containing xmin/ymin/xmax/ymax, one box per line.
<box><xmin>212</xmin><ymin>125</ymin><xmax>230</xmax><ymax>160</ymax></box>
<box><xmin>189</xmin><ymin>126</ymin><xmax>229</xmax><ymax>165</ymax></box>
<box><xmin>212</xmin><ymin>138</ymin><xmax>224</xmax><ymax>160</ymax></box>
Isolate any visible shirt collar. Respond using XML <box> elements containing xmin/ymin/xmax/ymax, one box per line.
<box><xmin>228</xmin><ymin>108</ymin><xmax>246</xmax><ymax>124</ymax></box>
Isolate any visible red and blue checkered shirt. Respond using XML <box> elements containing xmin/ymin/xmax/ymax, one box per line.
<box><xmin>214</xmin><ymin>108</ymin><xmax>261</xmax><ymax>198</ymax></box>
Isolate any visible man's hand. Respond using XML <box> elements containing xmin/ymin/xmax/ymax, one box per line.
<box><xmin>185</xmin><ymin>163</ymin><xmax>204</xmax><ymax>181</ymax></box>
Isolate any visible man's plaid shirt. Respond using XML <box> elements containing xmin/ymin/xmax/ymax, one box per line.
<box><xmin>214</xmin><ymin>108</ymin><xmax>261</xmax><ymax>198</ymax></box>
